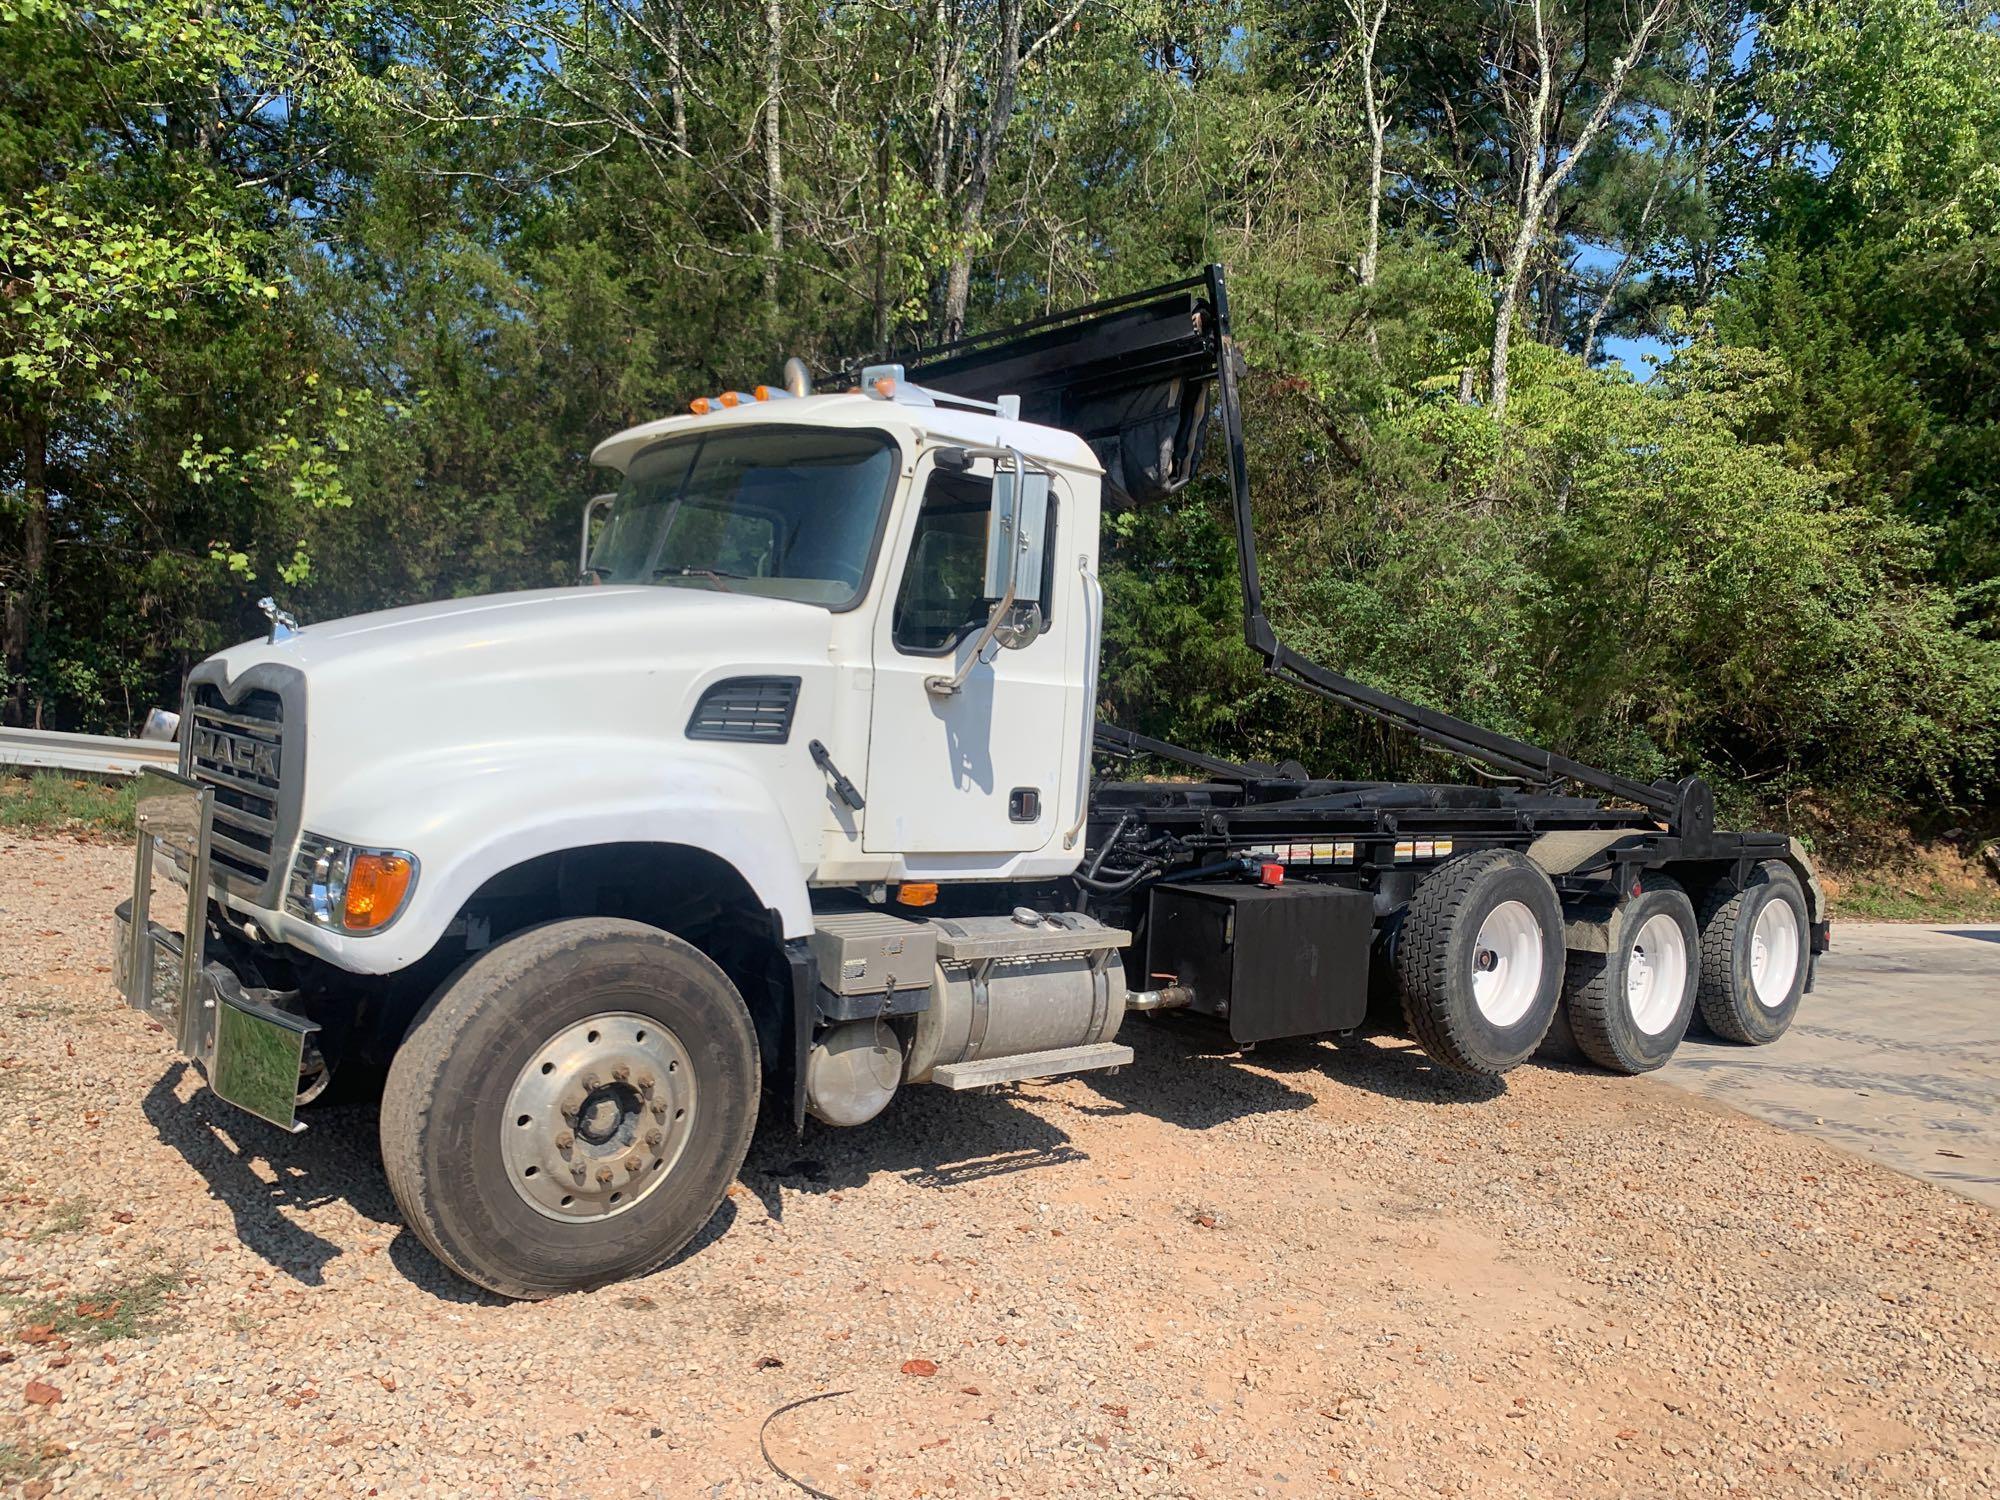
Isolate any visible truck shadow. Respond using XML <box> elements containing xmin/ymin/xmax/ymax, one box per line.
<box><xmin>740</xmin><ymin>1083</ymin><xmax>1089</xmax><ymax>1224</ymax></box>
<box><xmin>141</xmin><ymin>1064</ymin><xmax>740</xmax><ymax>1303</ymax></box>
<box><xmin>141</xmin><ymin>1063</ymin><xmax>404</xmax><ymax>1291</ymax></box>
<box><xmin>738</xmin><ymin>1020</ymin><xmax>1503</xmax><ymax>1225</ymax></box>
<box><xmin>1091</xmin><ymin>1017</ymin><xmax>1509</xmax><ymax>1107</ymax></box>
<box><xmin>143</xmin><ymin>1020</ymin><xmax>1498</xmax><ymax>1293</ymax></box>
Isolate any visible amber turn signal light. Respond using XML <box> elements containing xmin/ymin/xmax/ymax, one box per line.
<box><xmin>344</xmin><ymin>852</ymin><xmax>415</xmax><ymax>931</ymax></box>
<box><xmin>896</xmin><ymin>881</ymin><xmax>938</xmax><ymax>907</ymax></box>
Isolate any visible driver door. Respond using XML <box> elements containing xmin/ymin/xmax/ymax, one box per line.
<box><xmin>862</xmin><ymin>459</ymin><xmax>1070</xmax><ymax>856</ymax></box>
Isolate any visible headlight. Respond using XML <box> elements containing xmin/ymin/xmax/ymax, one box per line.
<box><xmin>286</xmin><ymin>835</ymin><xmax>419</xmax><ymax>934</ymax></box>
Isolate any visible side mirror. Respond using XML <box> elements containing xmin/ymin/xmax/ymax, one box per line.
<box><xmin>926</xmin><ymin>461</ymin><xmax>1052</xmax><ymax>696</ymax></box>
<box><xmin>579</xmin><ymin>493</ymin><xmax>615</xmax><ymax>581</ymax></box>
<box><xmin>983</xmin><ymin>468</ymin><xmax>1050</xmax><ymax>606</ymax></box>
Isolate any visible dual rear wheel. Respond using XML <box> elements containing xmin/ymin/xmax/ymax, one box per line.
<box><xmin>1544</xmin><ymin>876</ymin><xmax>1699</xmax><ymax>1074</ymax></box>
<box><xmin>1394</xmin><ymin>850</ymin><xmax>1568</xmax><ymax>1077</ymax></box>
<box><xmin>1396</xmin><ymin>851</ymin><xmax>1810</xmax><ymax>1078</ymax></box>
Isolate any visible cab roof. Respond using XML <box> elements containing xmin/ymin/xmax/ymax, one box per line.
<box><xmin>588</xmin><ymin>390</ymin><xmax>1104</xmax><ymax>478</ymax></box>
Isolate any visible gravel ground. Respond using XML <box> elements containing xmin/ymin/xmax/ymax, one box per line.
<box><xmin>0</xmin><ymin>834</ymin><xmax>1995</xmax><ymax>1499</ymax></box>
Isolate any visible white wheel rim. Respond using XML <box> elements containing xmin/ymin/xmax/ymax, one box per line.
<box><xmin>1625</xmin><ymin>911</ymin><xmax>1688</xmax><ymax>1036</ymax></box>
<box><xmin>1471</xmin><ymin>900</ymin><xmax>1544</xmax><ymax>1027</ymax></box>
<box><xmin>1750</xmin><ymin>898</ymin><xmax>1801</xmax><ymax>1009</ymax></box>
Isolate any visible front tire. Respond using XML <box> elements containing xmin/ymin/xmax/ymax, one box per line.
<box><xmin>1396</xmin><ymin>850</ymin><xmax>1566</xmax><ymax>1076</ymax></box>
<box><xmin>1695</xmin><ymin>862</ymin><xmax>1809</xmax><ymax>1045</ymax></box>
<box><xmin>380</xmin><ymin>918</ymin><xmax>760</xmax><ymax>1299</ymax></box>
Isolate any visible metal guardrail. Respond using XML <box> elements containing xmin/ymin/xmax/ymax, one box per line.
<box><xmin>0</xmin><ymin>727</ymin><xmax>179</xmax><ymax>777</ymax></box>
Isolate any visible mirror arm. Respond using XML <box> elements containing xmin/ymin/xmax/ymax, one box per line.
<box><xmin>924</xmin><ymin>573</ymin><xmax>1018</xmax><ymax>697</ymax></box>
<box><xmin>579</xmin><ymin>493</ymin><xmax>615</xmax><ymax>581</ymax></box>
<box><xmin>924</xmin><ymin>443</ymin><xmax>1041</xmax><ymax>698</ymax></box>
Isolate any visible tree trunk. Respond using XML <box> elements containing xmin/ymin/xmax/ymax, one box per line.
<box><xmin>1489</xmin><ymin>230</ymin><xmax>1531</xmax><ymax>415</ymax></box>
<box><xmin>871</xmin><ymin>124</ymin><xmax>892</xmax><ymax>350</ymax></box>
<box><xmin>941</xmin><ymin>0</ymin><xmax>1023</xmax><ymax>341</ymax></box>
<box><xmin>1489</xmin><ymin>0</ymin><xmax>1674</xmax><ymax>418</ymax></box>
<box><xmin>1349</xmin><ymin>0</ymin><xmax>1391</xmax><ymax>294</ymax></box>
<box><xmin>667</xmin><ymin>6</ymin><xmax>687</xmax><ymax>159</ymax></box>
<box><xmin>761</xmin><ymin>0</ymin><xmax>784</xmax><ymax>318</ymax></box>
<box><xmin>4</xmin><ymin>411</ymin><xmax>48</xmax><ymax>728</ymax></box>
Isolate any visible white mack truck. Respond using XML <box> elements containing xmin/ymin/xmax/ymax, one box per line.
<box><xmin>114</xmin><ymin>268</ymin><xmax>1827</xmax><ymax>1298</ymax></box>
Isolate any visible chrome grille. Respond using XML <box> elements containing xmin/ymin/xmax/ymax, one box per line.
<box><xmin>186</xmin><ymin>686</ymin><xmax>286</xmax><ymax>892</ymax></box>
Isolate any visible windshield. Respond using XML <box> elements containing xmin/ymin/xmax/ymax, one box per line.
<box><xmin>590</xmin><ymin>428</ymin><xmax>898</xmax><ymax>608</ymax></box>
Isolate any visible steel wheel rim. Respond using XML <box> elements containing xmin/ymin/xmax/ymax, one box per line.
<box><xmin>1471</xmin><ymin>899</ymin><xmax>1544</xmax><ymax>1027</ymax></box>
<box><xmin>1749</xmin><ymin>899</ymin><xmax>1801</xmax><ymax>1009</ymax></box>
<box><xmin>502</xmin><ymin>1011</ymin><xmax>697</xmax><ymax>1222</ymax></box>
<box><xmin>1625</xmin><ymin>911</ymin><xmax>1687</xmax><ymax>1036</ymax></box>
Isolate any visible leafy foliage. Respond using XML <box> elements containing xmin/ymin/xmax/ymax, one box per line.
<box><xmin>1</xmin><ymin>0</ymin><xmax>1995</xmax><ymax>830</ymax></box>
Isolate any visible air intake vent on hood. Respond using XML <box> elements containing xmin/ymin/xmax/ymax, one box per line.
<box><xmin>687</xmin><ymin>676</ymin><xmax>801</xmax><ymax>743</ymax></box>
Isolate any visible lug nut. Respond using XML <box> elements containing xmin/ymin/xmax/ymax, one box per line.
<box><xmin>645</xmin><ymin>1130</ymin><xmax>663</xmax><ymax>1150</ymax></box>
<box><xmin>612</xmin><ymin>1064</ymin><xmax>631</xmax><ymax>1083</ymax></box>
<box><xmin>581</xmin><ymin>1071</ymin><xmax>602</xmax><ymax>1091</ymax></box>
<box><xmin>555</xmin><ymin>1129</ymin><xmax>574</xmax><ymax>1149</ymax></box>
<box><xmin>595</xmin><ymin>1167</ymin><xmax>613</xmax><ymax>1185</ymax></box>
<box><xmin>636</xmin><ymin>1073</ymin><xmax>655</xmax><ymax>1092</ymax></box>
<box><xmin>624</xmin><ymin>1155</ymin><xmax>644</xmax><ymax>1174</ymax></box>
<box><xmin>651</xmin><ymin>1101</ymin><xmax>667</xmax><ymax>1119</ymax></box>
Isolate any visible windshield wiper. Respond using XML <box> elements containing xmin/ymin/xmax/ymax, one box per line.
<box><xmin>655</xmin><ymin>566</ymin><xmax>746</xmax><ymax>591</ymax></box>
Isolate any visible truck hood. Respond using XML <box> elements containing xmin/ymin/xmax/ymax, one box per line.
<box><xmin>192</xmin><ymin>584</ymin><xmax>836</xmax><ymax>841</ymax></box>
<box><xmin>203</xmin><ymin>584</ymin><xmax>831</xmax><ymax>683</ymax></box>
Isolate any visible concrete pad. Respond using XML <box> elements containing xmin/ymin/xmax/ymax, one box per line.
<box><xmin>1657</xmin><ymin>922</ymin><xmax>2000</xmax><ymax>1206</ymax></box>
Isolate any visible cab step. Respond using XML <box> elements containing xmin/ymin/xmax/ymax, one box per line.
<box><xmin>930</xmin><ymin>1042</ymin><xmax>1134</xmax><ymax>1091</ymax></box>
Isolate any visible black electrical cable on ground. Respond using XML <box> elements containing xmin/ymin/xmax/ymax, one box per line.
<box><xmin>759</xmin><ymin>1387</ymin><xmax>855</xmax><ymax>1499</ymax></box>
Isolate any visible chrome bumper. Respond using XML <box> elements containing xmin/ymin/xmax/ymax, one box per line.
<box><xmin>116</xmin><ymin>770</ymin><xmax>316</xmax><ymax>1132</ymax></box>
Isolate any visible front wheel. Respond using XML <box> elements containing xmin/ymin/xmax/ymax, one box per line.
<box><xmin>380</xmin><ymin>918</ymin><xmax>760</xmax><ymax>1299</ymax></box>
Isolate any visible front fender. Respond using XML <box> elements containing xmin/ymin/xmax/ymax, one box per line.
<box><xmin>254</xmin><ymin>742</ymin><xmax>814</xmax><ymax>975</ymax></box>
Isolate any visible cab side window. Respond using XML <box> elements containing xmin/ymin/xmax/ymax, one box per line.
<box><xmin>893</xmin><ymin>471</ymin><xmax>992</xmax><ymax>653</ymax></box>
<box><xmin>893</xmin><ymin>468</ymin><xmax>1060</xmax><ymax>655</ymax></box>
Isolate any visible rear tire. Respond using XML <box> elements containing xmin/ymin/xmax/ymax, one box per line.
<box><xmin>1695</xmin><ymin>862</ymin><xmax>1809</xmax><ymax>1045</ymax></box>
<box><xmin>381</xmin><ymin>918</ymin><xmax>760</xmax><ymax>1299</ymax></box>
<box><xmin>1396</xmin><ymin>850</ymin><xmax>1565</xmax><ymax>1076</ymax></box>
<box><xmin>1556</xmin><ymin>876</ymin><xmax>1698</xmax><ymax>1074</ymax></box>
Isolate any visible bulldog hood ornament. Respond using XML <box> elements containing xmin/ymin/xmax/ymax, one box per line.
<box><xmin>257</xmin><ymin>597</ymin><xmax>300</xmax><ymax>643</ymax></box>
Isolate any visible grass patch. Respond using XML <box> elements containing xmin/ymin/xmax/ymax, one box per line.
<box><xmin>1826</xmin><ymin>865</ymin><xmax>2000</xmax><ymax>922</ymax></box>
<box><xmin>0</xmin><ymin>770</ymin><xmax>137</xmax><ymax>837</ymax></box>
<box><xmin>0</xmin><ymin>1443</ymin><xmax>50</xmax><ymax>1487</ymax></box>
<box><xmin>11</xmin><ymin>1267</ymin><xmax>183</xmax><ymax>1345</ymax></box>
<box><xmin>1790</xmin><ymin>798</ymin><xmax>2000</xmax><ymax>923</ymax></box>
<box><xmin>31</xmin><ymin>1197</ymin><xmax>93</xmax><ymax>1243</ymax></box>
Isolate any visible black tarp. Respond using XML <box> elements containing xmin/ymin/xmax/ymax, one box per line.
<box><xmin>900</xmin><ymin>287</ymin><xmax>1219</xmax><ymax>505</ymax></box>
